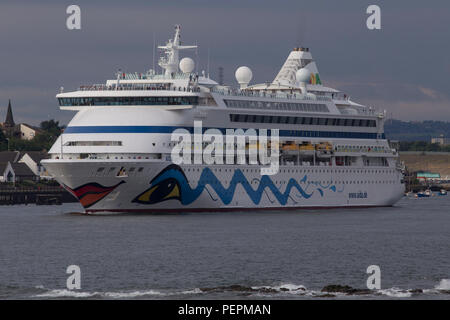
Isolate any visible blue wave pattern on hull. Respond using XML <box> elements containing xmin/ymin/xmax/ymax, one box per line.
<box><xmin>132</xmin><ymin>165</ymin><xmax>343</xmax><ymax>206</ymax></box>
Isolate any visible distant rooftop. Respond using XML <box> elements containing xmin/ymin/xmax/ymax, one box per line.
<box><xmin>0</xmin><ymin>151</ymin><xmax>21</xmax><ymax>163</ymax></box>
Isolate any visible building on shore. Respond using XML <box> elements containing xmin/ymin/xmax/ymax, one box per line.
<box><xmin>19</xmin><ymin>151</ymin><xmax>51</xmax><ymax>179</ymax></box>
<box><xmin>415</xmin><ymin>171</ymin><xmax>441</xmax><ymax>183</ymax></box>
<box><xmin>431</xmin><ymin>134</ymin><xmax>450</xmax><ymax>146</ymax></box>
<box><xmin>399</xmin><ymin>152</ymin><xmax>450</xmax><ymax>178</ymax></box>
<box><xmin>0</xmin><ymin>151</ymin><xmax>51</xmax><ymax>183</ymax></box>
<box><xmin>0</xmin><ymin>151</ymin><xmax>21</xmax><ymax>163</ymax></box>
<box><xmin>0</xmin><ymin>161</ymin><xmax>35</xmax><ymax>183</ymax></box>
<box><xmin>1</xmin><ymin>100</ymin><xmax>42</xmax><ymax>140</ymax></box>
<box><xmin>0</xmin><ymin>162</ymin><xmax>14</xmax><ymax>183</ymax></box>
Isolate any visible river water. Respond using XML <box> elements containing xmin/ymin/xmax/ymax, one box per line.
<box><xmin>0</xmin><ymin>195</ymin><xmax>449</xmax><ymax>299</ymax></box>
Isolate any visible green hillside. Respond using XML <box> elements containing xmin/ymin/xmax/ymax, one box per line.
<box><xmin>384</xmin><ymin>119</ymin><xmax>450</xmax><ymax>142</ymax></box>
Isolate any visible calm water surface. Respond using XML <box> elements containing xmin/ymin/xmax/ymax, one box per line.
<box><xmin>0</xmin><ymin>196</ymin><xmax>449</xmax><ymax>299</ymax></box>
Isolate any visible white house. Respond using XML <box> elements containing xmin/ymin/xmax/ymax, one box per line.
<box><xmin>0</xmin><ymin>162</ymin><xmax>14</xmax><ymax>182</ymax></box>
<box><xmin>19</xmin><ymin>151</ymin><xmax>51</xmax><ymax>179</ymax></box>
<box><xmin>0</xmin><ymin>151</ymin><xmax>47</xmax><ymax>183</ymax></box>
<box><xmin>19</xmin><ymin>124</ymin><xmax>41</xmax><ymax>140</ymax></box>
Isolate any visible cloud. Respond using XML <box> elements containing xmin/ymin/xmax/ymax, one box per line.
<box><xmin>0</xmin><ymin>86</ymin><xmax>71</xmax><ymax>125</ymax></box>
<box><xmin>324</xmin><ymin>78</ymin><xmax>450</xmax><ymax>120</ymax></box>
<box><xmin>326</xmin><ymin>77</ymin><xmax>449</xmax><ymax>101</ymax></box>
<box><xmin>418</xmin><ymin>87</ymin><xmax>441</xmax><ymax>100</ymax></box>
<box><xmin>363</xmin><ymin>99</ymin><xmax>450</xmax><ymax>121</ymax></box>
<box><xmin>0</xmin><ymin>0</ymin><xmax>449</xmax><ymax>124</ymax></box>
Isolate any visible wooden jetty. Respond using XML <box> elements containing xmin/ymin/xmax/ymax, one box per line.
<box><xmin>0</xmin><ymin>187</ymin><xmax>77</xmax><ymax>205</ymax></box>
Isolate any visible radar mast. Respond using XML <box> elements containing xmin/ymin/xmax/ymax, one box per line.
<box><xmin>158</xmin><ymin>25</ymin><xmax>197</xmax><ymax>77</ymax></box>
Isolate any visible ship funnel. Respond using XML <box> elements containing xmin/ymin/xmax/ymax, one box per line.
<box><xmin>272</xmin><ymin>47</ymin><xmax>321</xmax><ymax>87</ymax></box>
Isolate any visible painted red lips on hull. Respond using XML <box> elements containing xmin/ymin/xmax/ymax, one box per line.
<box><xmin>64</xmin><ymin>181</ymin><xmax>125</xmax><ymax>208</ymax></box>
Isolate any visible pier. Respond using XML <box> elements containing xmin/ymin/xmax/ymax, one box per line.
<box><xmin>0</xmin><ymin>187</ymin><xmax>77</xmax><ymax>205</ymax></box>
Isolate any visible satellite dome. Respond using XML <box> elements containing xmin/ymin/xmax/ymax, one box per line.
<box><xmin>296</xmin><ymin>68</ymin><xmax>311</xmax><ymax>83</ymax></box>
<box><xmin>235</xmin><ymin>66</ymin><xmax>253</xmax><ymax>87</ymax></box>
<box><xmin>179</xmin><ymin>57</ymin><xmax>195</xmax><ymax>73</ymax></box>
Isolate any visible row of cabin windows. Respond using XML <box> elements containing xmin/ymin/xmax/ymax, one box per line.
<box><xmin>224</xmin><ymin>99</ymin><xmax>329</xmax><ymax>112</ymax></box>
<box><xmin>95</xmin><ymin>166</ymin><xmax>145</xmax><ymax>177</ymax></box>
<box><xmin>247</xmin><ymin>180</ymin><xmax>397</xmax><ymax>185</ymax></box>
<box><xmin>94</xmin><ymin>166</ymin><xmax>396</xmax><ymax>177</ymax></box>
<box><xmin>95</xmin><ymin>166</ymin><xmax>398</xmax><ymax>183</ymax></box>
<box><xmin>183</xmin><ymin>167</ymin><xmax>396</xmax><ymax>174</ymax></box>
<box><xmin>270</xmin><ymin>180</ymin><xmax>397</xmax><ymax>185</ymax></box>
<box><xmin>229</xmin><ymin>114</ymin><xmax>377</xmax><ymax>127</ymax></box>
<box><xmin>335</xmin><ymin>145</ymin><xmax>387</xmax><ymax>153</ymax></box>
<box><xmin>190</xmin><ymin>179</ymin><xmax>397</xmax><ymax>185</ymax></box>
<box><xmin>58</xmin><ymin>96</ymin><xmax>198</xmax><ymax>106</ymax></box>
<box><xmin>64</xmin><ymin>141</ymin><xmax>122</xmax><ymax>146</ymax></box>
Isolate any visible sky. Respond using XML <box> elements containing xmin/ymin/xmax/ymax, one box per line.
<box><xmin>0</xmin><ymin>0</ymin><xmax>449</xmax><ymax>125</ymax></box>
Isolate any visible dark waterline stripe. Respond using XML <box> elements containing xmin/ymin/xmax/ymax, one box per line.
<box><xmin>85</xmin><ymin>204</ymin><xmax>392</xmax><ymax>214</ymax></box>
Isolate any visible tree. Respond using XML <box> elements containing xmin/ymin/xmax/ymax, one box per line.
<box><xmin>0</xmin><ymin>129</ymin><xmax>8</xmax><ymax>151</ymax></box>
<box><xmin>40</xmin><ymin>120</ymin><xmax>64</xmax><ymax>136</ymax></box>
<box><xmin>0</xmin><ymin>119</ymin><xmax>65</xmax><ymax>152</ymax></box>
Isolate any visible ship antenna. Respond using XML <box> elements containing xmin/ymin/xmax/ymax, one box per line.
<box><xmin>116</xmin><ymin>68</ymin><xmax>121</xmax><ymax>90</ymax></box>
<box><xmin>195</xmin><ymin>42</ymin><xmax>199</xmax><ymax>74</ymax></box>
<box><xmin>207</xmin><ymin>47</ymin><xmax>210</xmax><ymax>79</ymax></box>
<box><xmin>157</xmin><ymin>25</ymin><xmax>197</xmax><ymax>77</ymax></box>
<box><xmin>60</xmin><ymin>134</ymin><xmax>63</xmax><ymax>159</ymax></box>
<box><xmin>152</xmin><ymin>32</ymin><xmax>156</xmax><ymax>71</ymax></box>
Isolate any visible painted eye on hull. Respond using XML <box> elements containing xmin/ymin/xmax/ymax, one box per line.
<box><xmin>134</xmin><ymin>178</ymin><xmax>181</xmax><ymax>204</ymax></box>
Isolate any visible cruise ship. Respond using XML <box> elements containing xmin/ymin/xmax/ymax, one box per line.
<box><xmin>42</xmin><ymin>25</ymin><xmax>405</xmax><ymax>213</ymax></box>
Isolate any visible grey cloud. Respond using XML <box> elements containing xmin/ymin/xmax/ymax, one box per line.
<box><xmin>0</xmin><ymin>0</ymin><xmax>449</xmax><ymax>124</ymax></box>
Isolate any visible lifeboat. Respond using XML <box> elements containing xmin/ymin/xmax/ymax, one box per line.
<box><xmin>316</xmin><ymin>142</ymin><xmax>333</xmax><ymax>157</ymax></box>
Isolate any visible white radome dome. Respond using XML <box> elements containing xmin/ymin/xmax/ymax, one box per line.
<box><xmin>179</xmin><ymin>57</ymin><xmax>195</xmax><ymax>73</ymax></box>
<box><xmin>235</xmin><ymin>66</ymin><xmax>253</xmax><ymax>85</ymax></box>
<box><xmin>296</xmin><ymin>68</ymin><xmax>311</xmax><ymax>83</ymax></box>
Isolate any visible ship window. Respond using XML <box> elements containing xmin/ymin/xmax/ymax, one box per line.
<box><xmin>64</xmin><ymin>141</ymin><xmax>122</xmax><ymax>146</ymax></box>
<box><xmin>59</xmin><ymin>96</ymin><xmax>198</xmax><ymax>106</ymax></box>
<box><xmin>223</xmin><ymin>99</ymin><xmax>329</xmax><ymax>112</ymax></box>
<box><xmin>226</xmin><ymin>114</ymin><xmax>379</xmax><ymax>139</ymax></box>
<box><xmin>318</xmin><ymin>118</ymin><xmax>327</xmax><ymax>125</ymax></box>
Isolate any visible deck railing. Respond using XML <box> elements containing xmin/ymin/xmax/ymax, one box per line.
<box><xmin>211</xmin><ymin>88</ymin><xmax>331</xmax><ymax>102</ymax></box>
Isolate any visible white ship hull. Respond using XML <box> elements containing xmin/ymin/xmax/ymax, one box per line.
<box><xmin>44</xmin><ymin>25</ymin><xmax>406</xmax><ymax>214</ymax></box>
<box><xmin>43</xmin><ymin>159</ymin><xmax>404</xmax><ymax>213</ymax></box>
